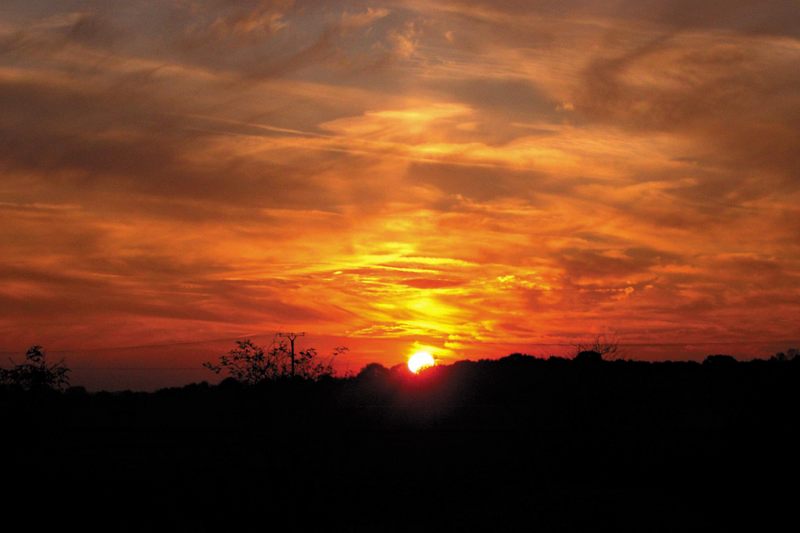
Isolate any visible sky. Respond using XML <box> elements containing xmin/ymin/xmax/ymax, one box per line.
<box><xmin>1</xmin><ymin>1</ymin><xmax>799</xmax><ymax>389</ymax></box>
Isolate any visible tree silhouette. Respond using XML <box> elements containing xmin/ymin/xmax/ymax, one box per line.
<box><xmin>771</xmin><ymin>348</ymin><xmax>799</xmax><ymax>362</ymax></box>
<box><xmin>293</xmin><ymin>346</ymin><xmax>348</xmax><ymax>380</ymax></box>
<box><xmin>0</xmin><ymin>345</ymin><xmax>70</xmax><ymax>391</ymax></box>
<box><xmin>574</xmin><ymin>334</ymin><xmax>621</xmax><ymax>361</ymax></box>
<box><xmin>703</xmin><ymin>354</ymin><xmax>737</xmax><ymax>366</ymax></box>
<box><xmin>574</xmin><ymin>350</ymin><xmax>603</xmax><ymax>364</ymax></box>
<box><xmin>203</xmin><ymin>338</ymin><xmax>347</xmax><ymax>384</ymax></box>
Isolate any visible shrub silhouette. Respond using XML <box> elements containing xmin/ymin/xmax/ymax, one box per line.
<box><xmin>703</xmin><ymin>354</ymin><xmax>737</xmax><ymax>366</ymax></box>
<box><xmin>574</xmin><ymin>334</ymin><xmax>621</xmax><ymax>361</ymax></box>
<box><xmin>771</xmin><ymin>348</ymin><xmax>799</xmax><ymax>362</ymax></box>
<box><xmin>203</xmin><ymin>338</ymin><xmax>347</xmax><ymax>384</ymax></box>
<box><xmin>0</xmin><ymin>345</ymin><xmax>70</xmax><ymax>391</ymax></box>
<box><xmin>357</xmin><ymin>362</ymin><xmax>390</xmax><ymax>380</ymax></box>
<box><xmin>574</xmin><ymin>350</ymin><xmax>603</xmax><ymax>364</ymax></box>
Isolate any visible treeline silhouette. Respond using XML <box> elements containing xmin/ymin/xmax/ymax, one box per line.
<box><xmin>2</xmin><ymin>349</ymin><xmax>799</xmax><ymax>531</ymax></box>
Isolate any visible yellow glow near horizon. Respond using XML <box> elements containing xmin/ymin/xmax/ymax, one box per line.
<box><xmin>407</xmin><ymin>350</ymin><xmax>436</xmax><ymax>373</ymax></box>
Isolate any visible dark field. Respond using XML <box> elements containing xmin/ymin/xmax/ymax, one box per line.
<box><xmin>4</xmin><ymin>355</ymin><xmax>799</xmax><ymax>532</ymax></box>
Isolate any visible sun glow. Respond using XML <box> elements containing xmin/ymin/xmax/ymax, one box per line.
<box><xmin>407</xmin><ymin>350</ymin><xmax>436</xmax><ymax>373</ymax></box>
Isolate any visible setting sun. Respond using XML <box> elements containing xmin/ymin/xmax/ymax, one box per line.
<box><xmin>408</xmin><ymin>351</ymin><xmax>436</xmax><ymax>374</ymax></box>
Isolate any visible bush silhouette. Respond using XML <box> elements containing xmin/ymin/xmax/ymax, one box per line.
<box><xmin>703</xmin><ymin>354</ymin><xmax>737</xmax><ymax>366</ymax></box>
<box><xmin>574</xmin><ymin>350</ymin><xmax>603</xmax><ymax>364</ymax></box>
<box><xmin>574</xmin><ymin>334</ymin><xmax>621</xmax><ymax>361</ymax></box>
<box><xmin>0</xmin><ymin>345</ymin><xmax>70</xmax><ymax>391</ymax></box>
<box><xmin>771</xmin><ymin>348</ymin><xmax>799</xmax><ymax>362</ymax></box>
<box><xmin>357</xmin><ymin>362</ymin><xmax>390</xmax><ymax>380</ymax></box>
<box><xmin>203</xmin><ymin>338</ymin><xmax>347</xmax><ymax>384</ymax></box>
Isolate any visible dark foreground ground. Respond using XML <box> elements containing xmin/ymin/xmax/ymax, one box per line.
<box><xmin>3</xmin><ymin>355</ymin><xmax>799</xmax><ymax>532</ymax></box>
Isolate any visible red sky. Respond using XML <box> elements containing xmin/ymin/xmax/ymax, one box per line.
<box><xmin>1</xmin><ymin>1</ymin><xmax>799</xmax><ymax>389</ymax></box>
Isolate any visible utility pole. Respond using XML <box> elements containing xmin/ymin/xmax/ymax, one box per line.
<box><xmin>277</xmin><ymin>332</ymin><xmax>305</xmax><ymax>377</ymax></box>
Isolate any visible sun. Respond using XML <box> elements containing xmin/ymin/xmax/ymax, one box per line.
<box><xmin>408</xmin><ymin>350</ymin><xmax>436</xmax><ymax>374</ymax></box>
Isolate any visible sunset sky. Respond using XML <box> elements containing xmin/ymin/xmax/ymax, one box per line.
<box><xmin>2</xmin><ymin>1</ymin><xmax>799</xmax><ymax>388</ymax></box>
